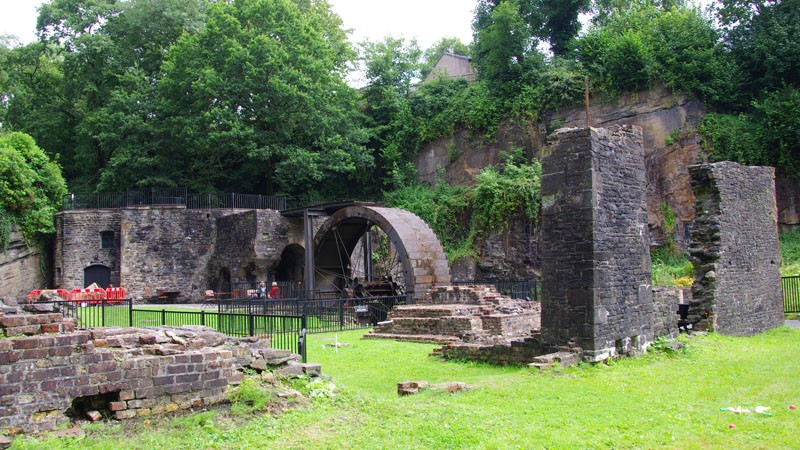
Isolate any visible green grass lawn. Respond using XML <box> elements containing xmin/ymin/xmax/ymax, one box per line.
<box><xmin>12</xmin><ymin>326</ymin><xmax>800</xmax><ymax>449</ymax></box>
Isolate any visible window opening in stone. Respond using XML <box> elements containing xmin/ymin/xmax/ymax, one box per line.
<box><xmin>101</xmin><ymin>231</ymin><xmax>115</xmax><ymax>249</ymax></box>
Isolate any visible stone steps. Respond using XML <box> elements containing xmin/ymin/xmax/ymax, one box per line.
<box><xmin>373</xmin><ymin>315</ymin><xmax>482</xmax><ymax>336</ymax></box>
<box><xmin>363</xmin><ymin>332</ymin><xmax>462</xmax><ymax>344</ymax></box>
<box><xmin>389</xmin><ymin>304</ymin><xmax>483</xmax><ymax>318</ymax></box>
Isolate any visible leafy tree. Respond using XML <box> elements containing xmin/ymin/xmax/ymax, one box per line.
<box><xmin>0</xmin><ymin>132</ymin><xmax>67</xmax><ymax>249</ymax></box>
<box><xmin>360</xmin><ymin>37</ymin><xmax>422</xmax><ymax>190</ymax></box>
<box><xmin>716</xmin><ymin>0</ymin><xmax>800</xmax><ymax>96</ymax></box>
<box><xmin>141</xmin><ymin>0</ymin><xmax>369</xmax><ymax>199</ymax></box>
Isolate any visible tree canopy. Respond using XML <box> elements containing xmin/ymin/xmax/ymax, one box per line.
<box><xmin>0</xmin><ymin>132</ymin><xmax>67</xmax><ymax>249</ymax></box>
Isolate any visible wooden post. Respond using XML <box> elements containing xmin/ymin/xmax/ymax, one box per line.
<box><xmin>585</xmin><ymin>76</ymin><xmax>590</xmax><ymax>129</ymax></box>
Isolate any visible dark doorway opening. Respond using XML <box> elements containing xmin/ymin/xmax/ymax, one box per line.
<box><xmin>84</xmin><ymin>264</ymin><xmax>111</xmax><ymax>288</ymax></box>
<box><xmin>275</xmin><ymin>244</ymin><xmax>304</xmax><ymax>281</ymax></box>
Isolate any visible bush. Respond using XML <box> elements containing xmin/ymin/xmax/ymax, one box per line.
<box><xmin>0</xmin><ymin>132</ymin><xmax>67</xmax><ymax>249</ymax></box>
<box><xmin>780</xmin><ymin>230</ymin><xmax>800</xmax><ymax>276</ymax></box>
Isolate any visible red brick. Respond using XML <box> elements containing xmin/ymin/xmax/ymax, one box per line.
<box><xmin>119</xmin><ymin>390</ymin><xmax>135</xmax><ymax>401</ymax></box>
<box><xmin>109</xmin><ymin>400</ymin><xmax>128</xmax><ymax>413</ymax></box>
<box><xmin>41</xmin><ymin>323</ymin><xmax>61</xmax><ymax>334</ymax></box>
<box><xmin>0</xmin><ymin>351</ymin><xmax>20</xmax><ymax>364</ymax></box>
<box><xmin>7</xmin><ymin>325</ymin><xmax>41</xmax><ymax>336</ymax></box>
<box><xmin>0</xmin><ymin>316</ymin><xmax>27</xmax><ymax>328</ymax></box>
<box><xmin>21</xmin><ymin>348</ymin><xmax>49</xmax><ymax>360</ymax></box>
<box><xmin>93</xmin><ymin>339</ymin><xmax>108</xmax><ymax>348</ymax></box>
<box><xmin>12</xmin><ymin>336</ymin><xmax>42</xmax><ymax>350</ymax></box>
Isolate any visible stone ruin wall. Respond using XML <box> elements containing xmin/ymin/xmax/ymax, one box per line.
<box><xmin>207</xmin><ymin>209</ymin><xmax>295</xmax><ymax>292</ymax></box>
<box><xmin>0</xmin><ymin>311</ymin><xmax>315</xmax><ymax>436</ymax></box>
<box><xmin>540</xmin><ymin>126</ymin><xmax>653</xmax><ymax>361</ymax></box>
<box><xmin>53</xmin><ymin>207</ymin><xmax>295</xmax><ymax>302</ymax></box>
<box><xmin>54</xmin><ymin>211</ymin><xmax>121</xmax><ymax>290</ymax></box>
<box><xmin>0</xmin><ymin>229</ymin><xmax>46</xmax><ymax>299</ymax></box>
<box><xmin>688</xmin><ymin>162</ymin><xmax>784</xmax><ymax>335</ymax></box>
<box><xmin>120</xmin><ymin>206</ymin><xmax>223</xmax><ymax>300</ymax></box>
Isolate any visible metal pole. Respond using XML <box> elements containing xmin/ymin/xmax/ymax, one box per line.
<box><xmin>364</xmin><ymin>230</ymin><xmax>373</xmax><ymax>282</ymax></box>
<box><xmin>303</xmin><ymin>209</ymin><xmax>315</xmax><ymax>300</ymax></box>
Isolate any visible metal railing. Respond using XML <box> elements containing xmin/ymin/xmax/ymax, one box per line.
<box><xmin>30</xmin><ymin>298</ymin><xmax>306</xmax><ymax>361</ymax></box>
<box><xmin>784</xmin><ymin>276</ymin><xmax>800</xmax><ymax>313</ymax></box>
<box><xmin>447</xmin><ymin>279</ymin><xmax>540</xmax><ymax>301</ymax></box>
<box><xmin>62</xmin><ymin>188</ymin><xmax>286</xmax><ymax>211</ymax></box>
<box><xmin>214</xmin><ymin>295</ymin><xmax>407</xmax><ymax>333</ymax></box>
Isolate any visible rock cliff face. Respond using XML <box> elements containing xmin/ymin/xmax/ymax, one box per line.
<box><xmin>0</xmin><ymin>229</ymin><xmax>46</xmax><ymax>298</ymax></box>
<box><xmin>415</xmin><ymin>87</ymin><xmax>798</xmax><ymax>278</ymax></box>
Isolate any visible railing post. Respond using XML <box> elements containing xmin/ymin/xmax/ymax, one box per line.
<box><xmin>300</xmin><ymin>315</ymin><xmax>308</xmax><ymax>363</ymax></box>
<box><xmin>339</xmin><ymin>299</ymin><xmax>344</xmax><ymax>331</ymax></box>
<box><xmin>101</xmin><ymin>298</ymin><xmax>106</xmax><ymax>327</ymax></box>
<box><xmin>200</xmin><ymin>310</ymin><xmax>205</xmax><ymax>326</ymax></box>
<box><xmin>161</xmin><ymin>309</ymin><xmax>166</xmax><ymax>326</ymax></box>
<box><xmin>249</xmin><ymin>312</ymin><xmax>254</xmax><ymax>337</ymax></box>
<box><xmin>128</xmin><ymin>298</ymin><xmax>133</xmax><ymax>327</ymax></box>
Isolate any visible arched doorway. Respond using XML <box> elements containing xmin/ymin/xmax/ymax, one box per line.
<box><xmin>275</xmin><ymin>244</ymin><xmax>304</xmax><ymax>282</ymax></box>
<box><xmin>83</xmin><ymin>264</ymin><xmax>111</xmax><ymax>288</ymax></box>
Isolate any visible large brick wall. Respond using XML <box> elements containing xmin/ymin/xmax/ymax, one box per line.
<box><xmin>540</xmin><ymin>126</ymin><xmax>653</xmax><ymax>361</ymax></box>
<box><xmin>688</xmin><ymin>162</ymin><xmax>784</xmax><ymax>335</ymax></box>
<box><xmin>0</xmin><ymin>312</ymin><xmax>314</xmax><ymax>435</ymax></box>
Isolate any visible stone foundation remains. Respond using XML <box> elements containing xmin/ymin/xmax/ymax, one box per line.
<box><xmin>688</xmin><ymin>162</ymin><xmax>784</xmax><ymax>335</ymax></box>
<box><xmin>366</xmin><ymin>285</ymin><xmax>541</xmax><ymax>345</ymax></box>
<box><xmin>0</xmin><ymin>311</ymin><xmax>318</xmax><ymax>436</ymax></box>
<box><xmin>540</xmin><ymin>126</ymin><xmax>653</xmax><ymax>361</ymax></box>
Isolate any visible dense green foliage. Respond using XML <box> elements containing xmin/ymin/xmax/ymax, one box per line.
<box><xmin>385</xmin><ymin>156</ymin><xmax>541</xmax><ymax>261</ymax></box>
<box><xmin>651</xmin><ymin>245</ymin><xmax>693</xmax><ymax>286</ymax></box>
<box><xmin>780</xmin><ymin>230</ymin><xmax>800</xmax><ymax>276</ymax></box>
<box><xmin>1</xmin><ymin>0</ymin><xmax>799</xmax><ymax>247</ymax></box>
<box><xmin>13</xmin><ymin>328</ymin><xmax>800</xmax><ymax>448</ymax></box>
<box><xmin>0</xmin><ymin>132</ymin><xmax>67</xmax><ymax>249</ymax></box>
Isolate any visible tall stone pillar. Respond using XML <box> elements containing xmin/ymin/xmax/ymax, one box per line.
<box><xmin>540</xmin><ymin>126</ymin><xmax>653</xmax><ymax>361</ymax></box>
<box><xmin>688</xmin><ymin>162</ymin><xmax>783</xmax><ymax>335</ymax></box>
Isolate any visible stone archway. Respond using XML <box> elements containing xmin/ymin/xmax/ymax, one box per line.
<box><xmin>313</xmin><ymin>205</ymin><xmax>450</xmax><ymax>301</ymax></box>
<box><xmin>275</xmin><ymin>244</ymin><xmax>305</xmax><ymax>282</ymax></box>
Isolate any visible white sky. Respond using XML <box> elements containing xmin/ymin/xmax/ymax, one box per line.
<box><xmin>0</xmin><ymin>0</ymin><xmax>477</xmax><ymax>48</ymax></box>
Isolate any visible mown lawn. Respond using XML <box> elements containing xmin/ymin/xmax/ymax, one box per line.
<box><xmin>11</xmin><ymin>327</ymin><xmax>800</xmax><ymax>449</ymax></box>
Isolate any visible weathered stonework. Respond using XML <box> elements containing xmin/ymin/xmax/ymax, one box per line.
<box><xmin>0</xmin><ymin>312</ymin><xmax>313</xmax><ymax>436</ymax></box>
<box><xmin>366</xmin><ymin>285</ymin><xmax>540</xmax><ymax>345</ymax></box>
<box><xmin>540</xmin><ymin>126</ymin><xmax>653</xmax><ymax>361</ymax></box>
<box><xmin>688</xmin><ymin>162</ymin><xmax>784</xmax><ymax>335</ymax></box>
<box><xmin>54</xmin><ymin>211</ymin><xmax>121</xmax><ymax>289</ymax></box>
<box><xmin>652</xmin><ymin>287</ymin><xmax>687</xmax><ymax>340</ymax></box>
<box><xmin>0</xmin><ymin>230</ymin><xmax>46</xmax><ymax>299</ymax></box>
<box><xmin>54</xmin><ymin>207</ymin><xmax>297</xmax><ymax>301</ymax></box>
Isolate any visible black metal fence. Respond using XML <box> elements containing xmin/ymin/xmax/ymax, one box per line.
<box><xmin>215</xmin><ymin>295</ymin><xmax>407</xmax><ymax>333</ymax></box>
<box><xmin>784</xmin><ymin>276</ymin><xmax>800</xmax><ymax>313</ymax></box>
<box><xmin>448</xmin><ymin>279</ymin><xmax>540</xmax><ymax>301</ymax></box>
<box><xmin>62</xmin><ymin>188</ymin><xmax>286</xmax><ymax>211</ymax></box>
<box><xmin>32</xmin><ymin>298</ymin><xmax>307</xmax><ymax>361</ymax></box>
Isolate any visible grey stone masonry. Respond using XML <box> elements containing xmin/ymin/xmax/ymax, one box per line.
<box><xmin>0</xmin><ymin>229</ymin><xmax>45</xmax><ymax>299</ymax></box>
<box><xmin>540</xmin><ymin>126</ymin><xmax>653</xmax><ymax>361</ymax></box>
<box><xmin>688</xmin><ymin>162</ymin><xmax>783</xmax><ymax>335</ymax></box>
<box><xmin>54</xmin><ymin>210</ymin><xmax>121</xmax><ymax>289</ymax></box>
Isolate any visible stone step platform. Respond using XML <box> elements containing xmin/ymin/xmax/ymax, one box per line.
<box><xmin>363</xmin><ymin>332</ymin><xmax>462</xmax><ymax>344</ymax></box>
<box><xmin>372</xmin><ymin>315</ymin><xmax>482</xmax><ymax>337</ymax></box>
<box><xmin>389</xmin><ymin>303</ymin><xmax>484</xmax><ymax>318</ymax></box>
<box><xmin>527</xmin><ymin>351</ymin><xmax>581</xmax><ymax>369</ymax></box>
